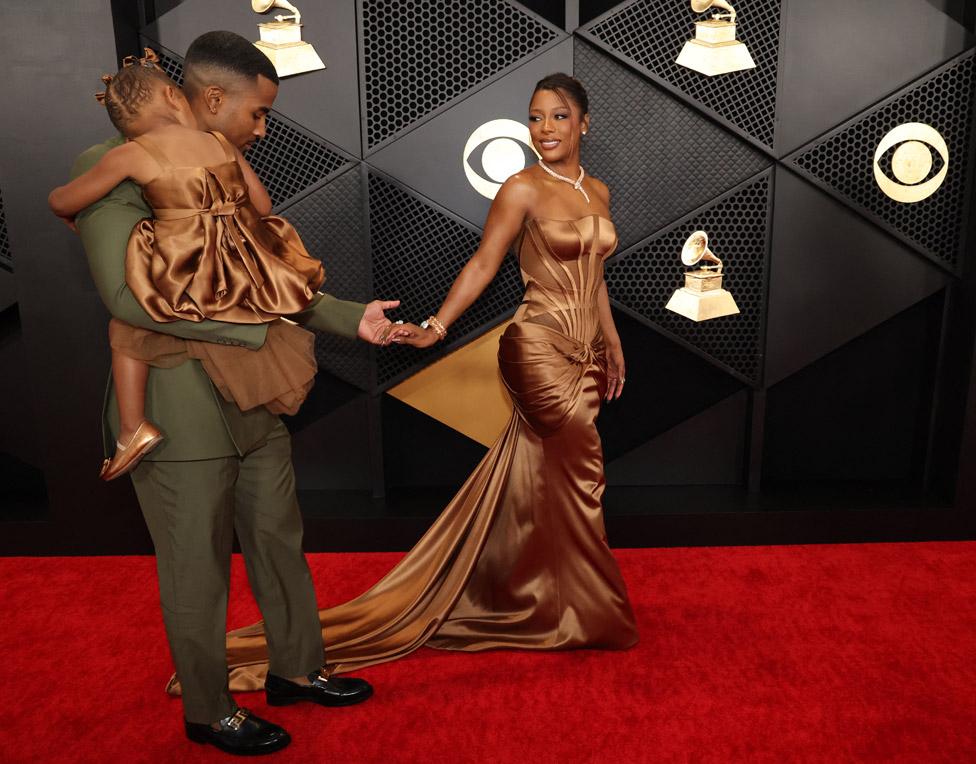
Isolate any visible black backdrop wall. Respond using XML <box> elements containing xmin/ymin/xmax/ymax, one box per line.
<box><xmin>2</xmin><ymin>0</ymin><xmax>975</xmax><ymax>554</ymax></box>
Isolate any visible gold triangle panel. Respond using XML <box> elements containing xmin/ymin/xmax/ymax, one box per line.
<box><xmin>386</xmin><ymin>322</ymin><xmax>513</xmax><ymax>447</ymax></box>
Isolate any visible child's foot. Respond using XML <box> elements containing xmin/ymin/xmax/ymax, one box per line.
<box><xmin>99</xmin><ymin>421</ymin><xmax>164</xmax><ymax>481</ymax></box>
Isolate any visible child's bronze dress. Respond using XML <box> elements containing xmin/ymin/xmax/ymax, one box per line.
<box><xmin>111</xmin><ymin>130</ymin><xmax>326</xmax><ymax>415</ymax></box>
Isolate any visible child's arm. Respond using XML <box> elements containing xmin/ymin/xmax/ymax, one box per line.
<box><xmin>49</xmin><ymin>142</ymin><xmax>145</xmax><ymax>219</ymax></box>
<box><xmin>70</xmin><ymin>138</ymin><xmax>269</xmax><ymax>351</ymax></box>
<box><xmin>233</xmin><ymin>145</ymin><xmax>273</xmax><ymax>216</ymax></box>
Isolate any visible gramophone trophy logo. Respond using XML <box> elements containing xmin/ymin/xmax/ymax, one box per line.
<box><xmin>252</xmin><ymin>0</ymin><xmax>325</xmax><ymax>78</ymax></box>
<box><xmin>675</xmin><ymin>0</ymin><xmax>756</xmax><ymax>76</ymax></box>
<box><xmin>665</xmin><ymin>231</ymin><xmax>740</xmax><ymax>321</ymax></box>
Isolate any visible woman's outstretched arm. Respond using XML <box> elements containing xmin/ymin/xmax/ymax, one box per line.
<box><xmin>402</xmin><ymin>173</ymin><xmax>535</xmax><ymax>347</ymax></box>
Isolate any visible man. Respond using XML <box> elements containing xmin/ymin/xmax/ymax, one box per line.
<box><xmin>74</xmin><ymin>31</ymin><xmax>393</xmax><ymax>755</ymax></box>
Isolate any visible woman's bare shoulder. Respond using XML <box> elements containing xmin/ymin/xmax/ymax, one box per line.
<box><xmin>495</xmin><ymin>169</ymin><xmax>541</xmax><ymax>208</ymax></box>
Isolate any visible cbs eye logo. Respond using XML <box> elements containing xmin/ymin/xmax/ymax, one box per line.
<box><xmin>873</xmin><ymin>123</ymin><xmax>949</xmax><ymax>203</ymax></box>
<box><xmin>463</xmin><ymin>119</ymin><xmax>540</xmax><ymax>200</ymax></box>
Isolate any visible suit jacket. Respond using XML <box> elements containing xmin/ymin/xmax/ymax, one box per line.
<box><xmin>73</xmin><ymin>136</ymin><xmax>366</xmax><ymax>461</ymax></box>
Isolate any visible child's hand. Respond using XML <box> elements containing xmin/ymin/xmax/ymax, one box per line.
<box><xmin>56</xmin><ymin>215</ymin><xmax>78</xmax><ymax>233</ymax></box>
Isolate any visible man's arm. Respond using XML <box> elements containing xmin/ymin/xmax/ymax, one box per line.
<box><xmin>289</xmin><ymin>292</ymin><xmax>365</xmax><ymax>339</ymax></box>
<box><xmin>72</xmin><ymin>139</ymin><xmax>267</xmax><ymax>349</ymax></box>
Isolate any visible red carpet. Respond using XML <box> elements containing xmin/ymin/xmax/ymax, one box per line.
<box><xmin>1</xmin><ymin>543</ymin><xmax>975</xmax><ymax>763</ymax></box>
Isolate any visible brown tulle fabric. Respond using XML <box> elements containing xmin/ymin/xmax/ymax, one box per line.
<box><xmin>109</xmin><ymin>318</ymin><xmax>317</xmax><ymax>416</ymax></box>
<box><xmin>113</xmin><ymin>129</ymin><xmax>325</xmax><ymax>415</ymax></box>
<box><xmin>165</xmin><ymin>213</ymin><xmax>637</xmax><ymax>695</ymax></box>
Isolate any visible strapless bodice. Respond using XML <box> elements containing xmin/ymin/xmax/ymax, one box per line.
<box><xmin>514</xmin><ymin>214</ymin><xmax>618</xmax><ymax>344</ymax></box>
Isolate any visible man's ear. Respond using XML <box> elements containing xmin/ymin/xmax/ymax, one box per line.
<box><xmin>204</xmin><ymin>85</ymin><xmax>225</xmax><ymax>115</ymax></box>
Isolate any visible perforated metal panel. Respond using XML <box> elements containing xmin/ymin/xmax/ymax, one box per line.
<box><xmin>582</xmin><ymin>0</ymin><xmax>781</xmax><ymax>150</ymax></box>
<box><xmin>605</xmin><ymin>170</ymin><xmax>772</xmax><ymax>383</ymax></box>
<box><xmin>788</xmin><ymin>50</ymin><xmax>975</xmax><ymax>270</ymax></box>
<box><xmin>576</xmin><ymin>39</ymin><xmax>770</xmax><ymax>252</ymax></box>
<box><xmin>279</xmin><ymin>167</ymin><xmax>372</xmax><ymax>390</ymax></box>
<box><xmin>361</xmin><ymin>0</ymin><xmax>561</xmax><ymax>150</ymax></box>
<box><xmin>0</xmin><ymin>187</ymin><xmax>11</xmax><ymax>272</ymax></box>
<box><xmin>153</xmin><ymin>47</ymin><xmax>184</xmax><ymax>84</ymax></box>
<box><xmin>368</xmin><ymin>172</ymin><xmax>524</xmax><ymax>387</ymax></box>
<box><xmin>152</xmin><ymin>47</ymin><xmax>353</xmax><ymax>209</ymax></box>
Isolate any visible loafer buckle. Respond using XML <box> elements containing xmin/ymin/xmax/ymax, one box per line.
<box><xmin>227</xmin><ymin>708</ymin><xmax>249</xmax><ymax>731</ymax></box>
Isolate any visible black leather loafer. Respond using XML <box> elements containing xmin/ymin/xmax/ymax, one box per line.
<box><xmin>265</xmin><ymin>669</ymin><xmax>374</xmax><ymax>708</ymax></box>
<box><xmin>185</xmin><ymin>708</ymin><xmax>290</xmax><ymax>756</ymax></box>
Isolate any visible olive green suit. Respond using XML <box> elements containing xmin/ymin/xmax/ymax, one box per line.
<box><xmin>74</xmin><ymin>137</ymin><xmax>365</xmax><ymax>723</ymax></box>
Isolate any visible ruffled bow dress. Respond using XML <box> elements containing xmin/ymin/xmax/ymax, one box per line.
<box><xmin>110</xmin><ymin>129</ymin><xmax>325</xmax><ymax>415</ymax></box>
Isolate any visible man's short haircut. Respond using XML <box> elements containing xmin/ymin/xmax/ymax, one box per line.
<box><xmin>183</xmin><ymin>30</ymin><xmax>279</xmax><ymax>96</ymax></box>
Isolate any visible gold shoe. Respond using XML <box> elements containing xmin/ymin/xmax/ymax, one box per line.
<box><xmin>99</xmin><ymin>421</ymin><xmax>164</xmax><ymax>481</ymax></box>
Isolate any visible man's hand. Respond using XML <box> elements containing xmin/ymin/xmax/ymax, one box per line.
<box><xmin>358</xmin><ymin>299</ymin><xmax>410</xmax><ymax>346</ymax></box>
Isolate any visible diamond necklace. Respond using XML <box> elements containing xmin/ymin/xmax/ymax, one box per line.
<box><xmin>538</xmin><ymin>160</ymin><xmax>590</xmax><ymax>204</ymax></box>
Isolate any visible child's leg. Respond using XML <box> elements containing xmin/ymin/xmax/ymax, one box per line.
<box><xmin>112</xmin><ymin>348</ymin><xmax>150</xmax><ymax>442</ymax></box>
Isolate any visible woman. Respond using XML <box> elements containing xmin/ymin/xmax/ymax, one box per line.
<box><xmin>171</xmin><ymin>72</ymin><xmax>638</xmax><ymax>695</ymax></box>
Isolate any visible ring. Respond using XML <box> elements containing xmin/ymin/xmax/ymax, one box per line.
<box><xmin>620</xmin><ymin>378</ymin><xmax>626</xmax><ymax>383</ymax></box>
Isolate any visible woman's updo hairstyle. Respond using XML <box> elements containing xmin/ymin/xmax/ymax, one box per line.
<box><xmin>532</xmin><ymin>72</ymin><xmax>589</xmax><ymax>117</ymax></box>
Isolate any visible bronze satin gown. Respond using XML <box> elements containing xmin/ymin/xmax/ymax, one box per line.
<box><xmin>167</xmin><ymin>213</ymin><xmax>638</xmax><ymax>694</ymax></box>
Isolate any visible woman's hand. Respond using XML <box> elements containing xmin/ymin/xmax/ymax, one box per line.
<box><xmin>56</xmin><ymin>214</ymin><xmax>78</xmax><ymax>233</ymax></box>
<box><xmin>395</xmin><ymin>324</ymin><xmax>441</xmax><ymax>348</ymax></box>
<box><xmin>605</xmin><ymin>342</ymin><xmax>626</xmax><ymax>401</ymax></box>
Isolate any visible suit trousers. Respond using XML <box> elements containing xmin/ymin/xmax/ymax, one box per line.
<box><xmin>130</xmin><ymin>421</ymin><xmax>324</xmax><ymax>723</ymax></box>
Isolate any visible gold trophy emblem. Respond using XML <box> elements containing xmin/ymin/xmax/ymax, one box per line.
<box><xmin>665</xmin><ymin>231</ymin><xmax>740</xmax><ymax>321</ymax></box>
<box><xmin>675</xmin><ymin>0</ymin><xmax>756</xmax><ymax>76</ymax></box>
<box><xmin>252</xmin><ymin>0</ymin><xmax>326</xmax><ymax>78</ymax></box>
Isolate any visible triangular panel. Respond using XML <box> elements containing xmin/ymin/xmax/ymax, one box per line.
<box><xmin>383</xmin><ymin>395</ymin><xmax>490</xmax><ymax>487</ymax></box>
<box><xmin>606</xmin><ymin>390</ymin><xmax>747</xmax><ymax>486</ymax></box>
<box><xmin>291</xmin><ymin>394</ymin><xmax>372</xmax><ymax>492</ymax></box>
<box><xmin>764</xmin><ymin>295</ymin><xmax>943</xmax><ymax>483</ymax></box>
<box><xmin>279</xmin><ymin>167</ymin><xmax>372</xmax><ymax>391</ymax></box>
<box><xmin>775</xmin><ymin>0</ymin><xmax>974</xmax><ymax>155</ymax></box>
<box><xmin>765</xmin><ymin>168</ymin><xmax>950</xmax><ymax>387</ymax></box>
<box><xmin>575</xmin><ymin>39</ymin><xmax>770</xmax><ymax>252</ymax></box>
<box><xmin>368</xmin><ymin>172</ymin><xmax>524</xmax><ymax>387</ymax></box>
<box><xmin>361</xmin><ymin>0</ymin><xmax>563</xmax><ymax>151</ymax></box>
<box><xmin>597</xmin><ymin>310</ymin><xmax>746</xmax><ymax>462</ymax></box>
<box><xmin>786</xmin><ymin>50</ymin><xmax>976</xmax><ymax>271</ymax></box>
<box><xmin>581</xmin><ymin>0</ymin><xmax>782</xmax><ymax>150</ymax></box>
<box><xmin>605</xmin><ymin>170</ymin><xmax>772</xmax><ymax>384</ymax></box>
<box><xmin>387</xmin><ymin>322</ymin><xmax>513</xmax><ymax>447</ymax></box>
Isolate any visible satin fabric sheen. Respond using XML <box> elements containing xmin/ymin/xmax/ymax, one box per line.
<box><xmin>166</xmin><ymin>213</ymin><xmax>638</xmax><ymax>695</ymax></box>
<box><xmin>126</xmin><ymin>132</ymin><xmax>324</xmax><ymax>324</ymax></box>
<box><xmin>112</xmin><ymin>130</ymin><xmax>323</xmax><ymax>415</ymax></box>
